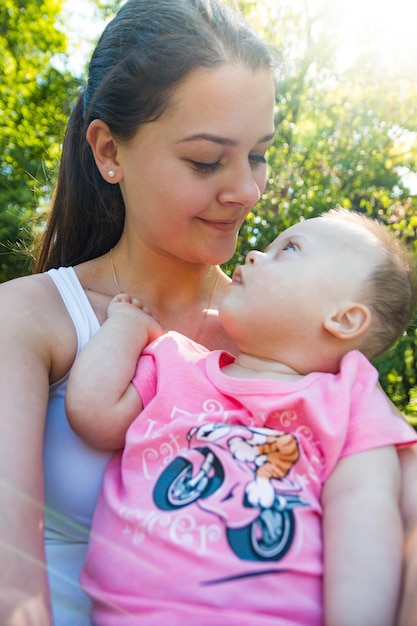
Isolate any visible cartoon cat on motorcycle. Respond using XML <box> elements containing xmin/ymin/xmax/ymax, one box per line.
<box><xmin>153</xmin><ymin>422</ymin><xmax>308</xmax><ymax>562</ymax></box>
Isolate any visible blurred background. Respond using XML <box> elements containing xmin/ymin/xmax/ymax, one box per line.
<box><xmin>1</xmin><ymin>0</ymin><xmax>416</xmax><ymax>420</ymax></box>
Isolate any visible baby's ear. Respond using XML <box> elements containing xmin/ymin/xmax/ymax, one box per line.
<box><xmin>324</xmin><ymin>303</ymin><xmax>371</xmax><ymax>340</ymax></box>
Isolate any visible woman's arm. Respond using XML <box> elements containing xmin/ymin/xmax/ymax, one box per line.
<box><xmin>66</xmin><ymin>294</ymin><xmax>163</xmax><ymax>450</ymax></box>
<box><xmin>376</xmin><ymin>393</ymin><xmax>417</xmax><ymax>625</ymax></box>
<box><xmin>322</xmin><ymin>446</ymin><xmax>402</xmax><ymax>626</ymax></box>
<box><xmin>397</xmin><ymin>445</ymin><xmax>417</xmax><ymax>625</ymax></box>
<box><xmin>0</xmin><ymin>275</ymin><xmax>73</xmax><ymax>625</ymax></box>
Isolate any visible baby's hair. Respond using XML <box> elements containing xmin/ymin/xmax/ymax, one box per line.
<box><xmin>321</xmin><ymin>208</ymin><xmax>417</xmax><ymax>359</ymax></box>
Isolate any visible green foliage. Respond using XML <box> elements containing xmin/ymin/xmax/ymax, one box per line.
<box><xmin>224</xmin><ymin>0</ymin><xmax>417</xmax><ymax>416</ymax></box>
<box><xmin>375</xmin><ymin>329</ymin><xmax>417</xmax><ymax>418</ymax></box>
<box><xmin>0</xmin><ymin>0</ymin><xmax>82</xmax><ymax>280</ymax></box>
<box><xmin>92</xmin><ymin>0</ymin><xmax>120</xmax><ymax>17</ymax></box>
<box><xmin>1</xmin><ymin>0</ymin><xmax>416</xmax><ymax>415</ymax></box>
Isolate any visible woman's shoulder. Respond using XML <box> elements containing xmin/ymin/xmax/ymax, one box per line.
<box><xmin>0</xmin><ymin>271</ymin><xmax>79</xmax><ymax>382</ymax></box>
<box><xmin>0</xmin><ymin>271</ymin><xmax>63</xmax><ymax>310</ymax></box>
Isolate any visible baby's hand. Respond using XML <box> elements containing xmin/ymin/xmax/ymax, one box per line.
<box><xmin>108</xmin><ymin>293</ymin><xmax>153</xmax><ymax>316</ymax></box>
<box><xmin>108</xmin><ymin>293</ymin><xmax>163</xmax><ymax>344</ymax></box>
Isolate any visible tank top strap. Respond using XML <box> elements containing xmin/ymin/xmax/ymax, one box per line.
<box><xmin>47</xmin><ymin>266</ymin><xmax>100</xmax><ymax>353</ymax></box>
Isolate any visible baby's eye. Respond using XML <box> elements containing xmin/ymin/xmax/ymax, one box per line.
<box><xmin>189</xmin><ymin>160</ymin><xmax>222</xmax><ymax>174</ymax></box>
<box><xmin>283</xmin><ymin>241</ymin><xmax>297</xmax><ymax>251</ymax></box>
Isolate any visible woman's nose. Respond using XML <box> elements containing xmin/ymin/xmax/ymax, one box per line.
<box><xmin>218</xmin><ymin>164</ymin><xmax>263</xmax><ymax>208</ymax></box>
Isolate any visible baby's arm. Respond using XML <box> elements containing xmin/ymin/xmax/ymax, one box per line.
<box><xmin>66</xmin><ymin>294</ymin><xmax>163</xmax><ymax>450</ymax></box>
<box><xmin>322</xmin><ymin>445</ymin><xmax>402</xmax><ymax>626</ymax></box>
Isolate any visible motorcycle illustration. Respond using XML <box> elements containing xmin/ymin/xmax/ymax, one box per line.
<box><xmin>153</xmin><ymin>422</ymin><xmax>308</xmax><ymax>562</ymax></box>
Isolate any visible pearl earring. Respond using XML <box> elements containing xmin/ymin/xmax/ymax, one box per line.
<box><xmin>108</xmin><ymin>169</ymin><xmax>116</xmax><ymax>178</ymax></box>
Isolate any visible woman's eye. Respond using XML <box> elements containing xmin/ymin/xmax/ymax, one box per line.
<box><xmin>190</xmin><ymin>160</ymin><xmax>222</xmax><ymax>174</ymax></box>
<box><xmin>249</xmin><ymin>154</ymin><xmax>267</xmax><ymax>167</ymax></box>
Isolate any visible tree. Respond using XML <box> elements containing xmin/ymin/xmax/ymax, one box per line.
<box><xmin>227</xmin><ymin>0</ymin><xmax>417</xmax><ymax>415</ymax></box>
<box><xmin>0</xmin><ymin>0</ymin><xmax>82</xmax><ymax>281</ymax></box>
<box><xmin>2</xmin><ymin>0</ymin><xmax>416</xmax><ymax>415</ymax></box>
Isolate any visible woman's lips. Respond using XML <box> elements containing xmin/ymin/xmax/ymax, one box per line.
<box><xmin>198</xmin><ymin>217</ymin><xmax>241</xmax><ymax>233</ymax></box>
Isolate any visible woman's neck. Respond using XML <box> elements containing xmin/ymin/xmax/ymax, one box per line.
<box><xmin>107</xmin><ymin>243</ymin><xmax>235</xmax><ymax>346</ymax></box>
<box><xmin>78</xmin><ymin>239</ymin><xmax>238</xmax><ymax>351</ymax></box>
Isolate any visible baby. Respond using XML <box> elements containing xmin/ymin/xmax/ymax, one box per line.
<box><xmin>67</xmin><ymin>208</ymin><xmax>417</xmax><ymax>626</ymax></box>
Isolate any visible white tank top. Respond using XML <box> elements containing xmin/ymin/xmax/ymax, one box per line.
<box><xmin>44</xmin><ymin>267</ymin><xmax>112</xmax><ymax>625</ymax></box>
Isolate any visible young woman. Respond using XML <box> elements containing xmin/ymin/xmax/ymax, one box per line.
<box><xmin>0</xmin><ymin>1</ymin><xmax>275</xmax><ymax>624</ymax></box>
<box><xmin>2</xmin><ymin>1</ymin><xmax>417</xmax><ymax>625</ymax></box>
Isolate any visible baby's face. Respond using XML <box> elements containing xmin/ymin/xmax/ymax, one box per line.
<box><xmin>219</xmin><ymin>216</ymin><xmax>381</xmax><ymax>346</ymax></box>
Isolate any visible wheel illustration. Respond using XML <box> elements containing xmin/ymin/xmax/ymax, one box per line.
<box><xmin>153</xmin><ymin>451</ymin><xmax>224</xmax><ymax>510</ymax></box>
<box><xmin>226</xmin><ymin>508</ymin><xmax>295</xmax><ymax>561</ymax></box>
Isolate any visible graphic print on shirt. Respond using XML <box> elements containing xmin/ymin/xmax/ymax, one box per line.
<box><xmin>153</xmin><ymin>422</ymin><xmax>309</xmax><ymax>562</ymax></box>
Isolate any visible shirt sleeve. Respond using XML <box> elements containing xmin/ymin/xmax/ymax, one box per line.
<box><xmin>339</xmin><ymin>352</ymin><xmax>417</xmax><ymax>459</ymax></box>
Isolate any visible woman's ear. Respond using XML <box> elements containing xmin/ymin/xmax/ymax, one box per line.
<box><xmin>324</xmin><ymin>302</ymin><xmax>371</xmax><ymax>340</ymax></box>
<box><xmin>86</xmin><ymin>119</ymin><xmax>122</xmax><ymax>183</ymax></box>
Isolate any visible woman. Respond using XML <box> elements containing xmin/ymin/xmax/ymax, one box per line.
<box><xmin>0</xmin><ymin>0</ymin><xmax>276</xmax><ymax>623</ymax></box>
<box><xmin>2</xmin><ymin>1</ymin><xmax>417</xmax><ymax>624</ymax></box>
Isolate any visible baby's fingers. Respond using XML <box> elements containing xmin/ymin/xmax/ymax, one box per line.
<box><xmin>111</xmin><ymin>292</ymin><xmax>134</xmax><ymax>304</ymax></box>
<box><xmin>130</xmin><ymin>297</ymin><xmax>151</xmax><ymax>315</ymax></box>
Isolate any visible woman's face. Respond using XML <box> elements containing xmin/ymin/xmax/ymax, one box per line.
<box><xmin>115</xmin><ymin>63</ymin><xmax>276</xmax><ymax>265</ymax></box>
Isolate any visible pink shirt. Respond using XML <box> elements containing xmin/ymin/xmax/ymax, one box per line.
<box><xmin>82</xmin><ymin>332</ymin><xmax>416</xmax><ymax>625</ymax></box>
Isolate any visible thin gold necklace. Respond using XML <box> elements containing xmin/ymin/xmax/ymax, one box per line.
<box><xmin>109</xmin><ymin>248</ymin><xmax>124</xmax><ymax>293</ymax></box>
<box><xmin>108</xmin><ymin>248</ymin><xmax>220</xmax><ymax>342</ymax></box>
